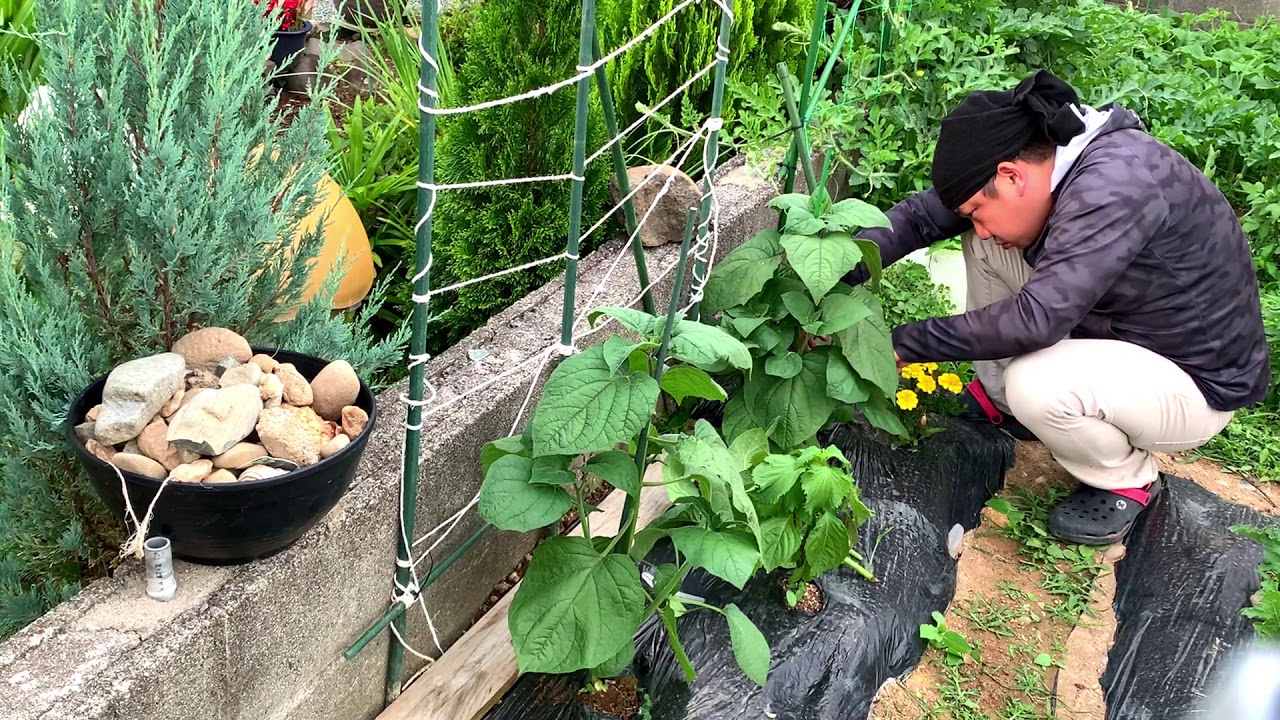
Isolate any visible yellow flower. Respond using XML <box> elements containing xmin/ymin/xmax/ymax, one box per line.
<box><xmin>938</xmin><ymin>373</ymin><xmax>963</xmax><ymax>394</ymax></box>
<box><xmin>896</xmin><ymin>389</ymin><xmax>919</xmax><ymax>411</ymax></box>
<box><xmin>916</xmin><ymin>374</ymin><xmax>937</xmax><ymax>394</ymax></box>
<box><xmin>925</xmin><ymin>362</ymin><xmax>939</xmax><ymax>372</ymax></box>
<box><xmin>915</xmin><ymin>69</ymin><xmax>925</xmax><ymax>77</ymax></box>
<box><xmin>900</xmin><ymin>363</ymin><xmax>925</xmax><ymax>380</ymax></box>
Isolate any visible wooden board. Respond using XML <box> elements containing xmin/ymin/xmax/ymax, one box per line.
<box><xmin>378</xmin><ymin>465</ymin><xmax>673</xmax><ymax>720</ymax></box>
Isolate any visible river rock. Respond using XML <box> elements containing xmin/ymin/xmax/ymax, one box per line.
<box><xmin>123</xmin><ymin>439</ymin><xmax>141</xmax><ymax>455</ymax></box>
<box><xmin>212</xmin><ymin>442</ymin><xmax>269</xmax><ymax>470</ymax></box>
<box><xmin>159</xmin><ymin>389</ymin><xmax>185</xmax><ymax>418</ymax></box>
<box><xmin>249</xmin><ymin>353</ymin><xmax>279</xmax><ymax>374</ymax></box>
<box><xmin>186</xmin><ymin>368</ymin><xmax>220</xmax><ymax>390</ymax></box>
<box><xmin>220</xmin><ymin>363</ymin><xmax>263</xmax><ymax>388</ymax></box>
<box><xmin>171</xmin><ymin>327</ymin><xmax>253</xmax><ymax>371</ymax></box>
<box><xmin>167</xmin><ymin>385</ymin><xmax>264</xmax><ymax>456</ymax></box>
<box><xmin>275</xmin><ymin>363</ymin><xmax>313</xmax><ymax>406</ymax></box>
<box><xmin>256</xmin><ymin>405</ymin><xmax>328</xmax><ymax>467</ymax></box>
<box><xmin>609</xmin><ymin>164</ymin><xmax>702</xmax><ymax>247</ymax></box>
<box><xmin>204</xmin><ymin>469</ymin><xmax>239</xmax><ymax>484</ymax></box>
<box><xmin>138</xmin><ymin>418</ymin><xmax>199</xmax><ymax>471</ymax></box>
<box><xmin>341</xmin><ymin>406</ymin><xmax>368</xmax><ymax>439</ymax></box>
<box><xmin>320</xmin><ymin>433</ymin><xmax>350</xmax><ymax>459</ymax></box>
<box><xmin>241</xmin><ymin>465</ymin><xmax>289</xmax><ymax>482</ymax></box>
<box><xmin>113</xmin><ymin>452</ymin><xmax>166</xmax><ymax>479</ymax></box>
<box><xmin>259</xmin><ymin>373</ymin><xmax>284</xmax><ymax>409</ymax></box>
<box><xmin>215</xmin><ymin>358</ymin><xmax>242</xmax><ymax>377</ymax></box>
<box><xmin>169</xmin><ymin>459</ymin><xmax>214</xmax><ymax>483</ymax></box>
<box><xmin>85</xmin><ymin>439</ymin><xmax>116</xmax><ymax>463</ymax></box>
<box><xmin>310</xmin><ymin>360</ymin><xmax>359</xmax><ymax>421</ymax></box>
<box><xmin>95</xmin><ymin>353</ymin><xmax>187</xmax><ymax>445</ymax></box>
<box><xmin>86</xmin><ymin>405</ymin><xmax>102</xmax><ymax>422</ymax></box>
<box><xmin>74</xmin><ymin>422</ymin><xmax>96</xmax><ymax>442</ymax></box>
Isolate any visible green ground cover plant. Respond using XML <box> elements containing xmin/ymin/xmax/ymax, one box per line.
<box><xmin>0</xmin><ymin>0</ymin><xmax>405</xmax><ymax>639</ymax></box>
<box><xmin>1231</xmin><ymin>523</ymin><xmax>1280</xmax><ymax>638</ymax></box>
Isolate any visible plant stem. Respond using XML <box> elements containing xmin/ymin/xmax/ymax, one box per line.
<box><xmin>778</xmin><ymin>63</ymin><xmax>819</xmax><ymax>193</ymax></box>
<box><xmin>676</xmin><ymin>597</ymin><xmax>724</xmax><ymax>614</ymax></box>
<box><xmin>618</xmin><ymin>209</ymin><xmax>698</xmax><ymax>552</ymax></box>
<box><xmin>575</xmin><ymin>482</ymin><xmax>591</xmax><ymax>538</ymax></box>
<box><xmin>844</xmin><ymin>554</ymin><xmax>878</xmax><ymax>582</ymax></box>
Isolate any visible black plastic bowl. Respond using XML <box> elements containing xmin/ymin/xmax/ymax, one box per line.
<box><xmin>67</xmin><ymin>348</ymin><xmax>378</xmax><ymax>565</ymax></box>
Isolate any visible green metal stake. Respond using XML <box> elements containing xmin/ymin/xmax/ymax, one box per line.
<box><xmin>809</xmin><ymin>0</ymin><xmax>861</xmax><ymax>125</ymax></box>
<box><xmin>560</xmin><ymin>0</ymin><xmax>597</xmax><ymax>347</ymax></box>
<box><xmin>383</xmin><ymin>0</ymin><xmax>441</xmax><ymax>704</ymax></box>
<box><xmin>618</xmin><ymin>208</ymin><xmax>698</xmax><ymax>550</ymax></box>
<box><xmin>684</xmin><ymin>5</ymin><xmax>732</xmax><ymax>323</ymax></box>
<box><xmin>592</xmin><ymin>31</ymin><xmax>657</xmax><ymax>317</ymax></box>
<box><xmin>778</xmin><ymin>63</ymin><xmax>819</xmax><ymax>194</ymax></box>
<box><xmin>346</xmin><ymin>522</ymin><xmax>491</xmax><ymax>661</ymax></box>
<box><xmin>780</xmin><ymin>0</ymin><xmax>828</xmax><ymax>196</ymax></box>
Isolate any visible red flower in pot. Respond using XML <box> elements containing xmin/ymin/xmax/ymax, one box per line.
<box><xmin>258</xmin><ymin>0</ymin><xmax>313</xmax><ymax>68</ymax></box>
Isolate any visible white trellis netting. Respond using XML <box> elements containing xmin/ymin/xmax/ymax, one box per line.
<box><xmin>381</xmin><ymin>0</ymin><xmax>737</xmax><ymax>663</ymax></box>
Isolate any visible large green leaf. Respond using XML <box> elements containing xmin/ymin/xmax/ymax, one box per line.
<box><xmin>780</xmin><ymin>232</ymin><xmax>863</xmax><ymax>302</ymax></box>
<box><xmin>824</xmin><ymin>198</ymin><xmax>892</xmax><ymax>233</ymax></box>
<box><xmin>743</xmin><ymin>353</ymin><xmax>836</xmax><ymax>449</ymax></box>
<box><xmin>724</xmin><ymin>604</ymin><xmax>771</xmax><ymax>686</ymax></box>
<box><xmin>727</xmin><ymin>428</ymin><xmax>770</xmax><ymax>472</ymax></box>
<box><xmin>854</xmin><ymin>239</ymin><xmax>884</xmax><ymax>289</ymax></box>
<box><xmin>529</xmin><ymin>455</ymin><xmax>575</xmax><ymax>486</ymax></box>
<box><xmin>836</xmin><ymin>291</ymin><xmax>898</xmax><ymax>397</ymax></box>
<box><xmin>509</xmin><ymin>537</ymin><xmax>645</xmax><ymax>674</ymax></box>
<box><xmin>591</xmin><ymin>307</ymin><xmax>752</xmax><ymax>371</ymax></box>
<box><xmin>585</xmin><ymin>450</ymin><xmax>640</xmax><ymax>497</ymax></box>
<box><xmin>729</xmin><ymin>313</ymin><xmax>769</xmax><ymax>338</ymax></box>
<box><xmin>805</xmin><ymin>511</ymin><xmax>852</xmax><ymax>576</ymax></box>
<box><xmin>603</xmin><ymin>335</ymin><xmax>655</xmax><ymax>375</ymax></box>
<box><xmin>480</xmin><ymin>434</ymin><xmax>526</xmax><ymax>474</ymax></box>
<box><xmin>660</xmin><ymin>365</ymin><xmax>726</xmax><ymax>404</ymax></box>
<box><xmin>862</xmin><ymin>388</ymin><xmax>911</xmax><ymax>439</ymax></box>
<box><xmin>532</xmin><ymin>343</ymin><xmax>659</xmax><ymax>457</ymax></box>
<box><xmin>751</xmin><ymin>454</ymin><xmax>801</xmax><ymax>504</ymax></box>
<box><xmin>780</xmin><ymin>291</ymin><xmax>818</xmax><ymax>326</ymax></box>
<box><xmin>765</xmin><ymin>351</ymin><xmax>803</xmax><ymax>379</ymax></box>
<box><xmin>759</xmin><ymin>515</ymin><xmax>803</xmax><ymax>571</ymax></box>
<box><xmin>478</xmin><ymin>455</ymin><xmax>573</xmax><ymax>531</ymax></box>
<box><xmin>817</xmin><ymin>292</ymin><xmax>875</xmax><ymax>336</ymax></box>
<box><xmin>668</xmin><ymin>527</ymin><xmax>760</xmax><ymax>589</ymax></box>
<box><xmin>722</xmin><ymin>392</ymin><xmax>757</xmax><ymax>445</ymax></box>
<box><xmin>702</xmin><ymin>230</ymin><xmax>784</xmax><ymax>314</ymax></box>
<box><xmin>801</xmin><ymin>463</ymin><xmax>853</xmax><ymax>516</ymax></box>
<box><xmin>826</xmin><ymin>352</ymin><xmax>873</xmax><ymax>405</ymax></box>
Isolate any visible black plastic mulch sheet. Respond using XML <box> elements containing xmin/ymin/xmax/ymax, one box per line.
<box><xmin>486</xmin><ymin>418</ymin><xmax>1016</xmax><ymax>720</ymax></box>
<box><xmin>1103</xmin><ymin>475</ymin><xmax>1279</xmax><ymax>720</ymax></box>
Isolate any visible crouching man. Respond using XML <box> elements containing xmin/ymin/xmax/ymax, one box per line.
<box><xmin>854</xmin><ymin>70</ymin><xmax>1271</xmax><ymax>545</ymax></box>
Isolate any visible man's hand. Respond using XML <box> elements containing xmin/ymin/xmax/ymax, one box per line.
<box><xmin>895</xmin><ymin>351</ymin><xmax>908</xmax><ymax>369</ymax></box>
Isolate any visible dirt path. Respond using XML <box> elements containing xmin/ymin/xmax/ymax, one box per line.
<box><xmin>868</xmin><ymin>441</ymin><xmax>1275</xmax><ymax>720</ymax></box>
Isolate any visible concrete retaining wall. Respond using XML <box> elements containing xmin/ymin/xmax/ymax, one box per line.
<box><xmin>0</xmin><ymin>157</ymin><xmax>793</xmax><ymax>720</ymax></box>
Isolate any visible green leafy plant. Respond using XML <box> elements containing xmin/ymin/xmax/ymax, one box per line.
<box><xmin>0</xmin><ymin>0</ymin><xmax>406</xmax><ymax>640</ymax></box>
<box><xmin>701</xmin><ymin>186</ymin><xmax>905</xmax><ymax>448</ymax></box>
<box><xmin>1231</xmin><ymin>523</ymin><xmax>1280</xmax><ymax>638</ymax></box>
<box><xmin>0</xmin><ymin>0</ymin><xmax>40</xmax><ymax>119</ymax></box>
<box><xmin>919</xmin><ymin>610</ymin><xmax>976</xmax><ymax>666</ymax></box>
<box><xmin>476</xmin><ymin>306</ymin><xmax>773</xmax><ymax>686</ymax></box>
<box><xmin>743</xmin><ymin>443</ymin><xmax>875</xmax><ymax>604</ymax></box>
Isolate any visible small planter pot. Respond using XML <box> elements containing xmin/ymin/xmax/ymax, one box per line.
<box><xmin>66</xmin><ymin>347</ymin><xmax>377</xmax><ymax>566</ymax></box>
<box><xmin>270</xmin><ymin>20</ymin><xmax>314</xmax><ymax>69</ymax></box>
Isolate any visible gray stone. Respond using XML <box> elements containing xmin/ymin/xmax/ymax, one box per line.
<box><xmin>95</xmin><ymin>353</ymin><xmax>187</xmax><ymax>445</ymax></box>
<box><xmin>137</xmin><ymin>418</ymin><xmax>199</xmax><ymax>471</ymax></box>
<box><xmin>610</xmin><ymin>164</ymin><xmax>703</xmax><ymax>247</ymax></box>
<box><xmin>214</xmin><ymin>358</ymin><xmax>242</xmax><ymax>377</ymax></box>
<box><xmin>166</xmin><ymin>385</ymin><xmax>264</xmax><ymax>456</ymax></box>
<box><xmin>74</xmin><ymin>422</ymin><xmax>96</xmax><ymax>442</ymax></box>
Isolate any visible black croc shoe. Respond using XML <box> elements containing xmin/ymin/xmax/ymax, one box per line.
<box><xmin>1047</xmin><ymin>475</ymin><xmax>1167</xmax><ymax>546</ymax></box>
<box><xmin>957</xmin><ymin>380</ymin><xmax>1039</xmax><ymax>442</ymax></box>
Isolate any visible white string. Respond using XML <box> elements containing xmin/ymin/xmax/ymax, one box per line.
<box><xmin>572</xmin><ymin>125</ymin><xmax>709</xmax><ymax>335</ymax></box>
<box><xmin>412</xmin><ymin>253</ymin><xmax>573</xmax><ymax>303</ymax></box>
<box><xmin>418</xmin><ymin>0</ymin><xmax>703</xmax><ymax>117</ymax></box>
<box><xmin>584</xmin><ymin>59</ymin><xmax>717</xmax><ymax>166</ymax></box>
<box><xmin>416</xmin><ymin>173</ymin><xmax>584</xmax><ymax>192</ymax></box>
<box><xmin>112</xmin><ymin>462</ymin><xmax>176</xmax><ymax>560</ymax></box>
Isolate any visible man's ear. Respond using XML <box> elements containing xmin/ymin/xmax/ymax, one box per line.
<box><xmin>994</xmin><ymin>161</ymin><xmax>1026</xmax><ymax>194</ymax></box>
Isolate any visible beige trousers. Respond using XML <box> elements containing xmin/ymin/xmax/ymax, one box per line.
<box><xmin>962</xmin><ymin>232</ymin><xmax>1235</xmax><ymax>491</ymax></box>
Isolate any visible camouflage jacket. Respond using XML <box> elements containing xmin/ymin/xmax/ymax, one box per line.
<box><xmin>857</xmin><ymin>108</ymin><xmax>1271</xmax><ymax>411</ymax></box>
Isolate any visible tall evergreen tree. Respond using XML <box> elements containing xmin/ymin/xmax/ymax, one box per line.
<box><xmin>0</xmin><ymin>0</ymin><xmax>406</xmax><ymax>637</ymax></box>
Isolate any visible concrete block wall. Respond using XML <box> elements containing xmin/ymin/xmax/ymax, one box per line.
<box><xmin>0</xmin><ymin>157</ymin><xmax>791</xmax><ymax>720</ymax></box>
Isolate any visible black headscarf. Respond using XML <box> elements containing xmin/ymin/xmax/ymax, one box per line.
<box><xmin>931</xmin><ymin>70</ymin><xmax>1087</xmax><ymax>210</ymax></box>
